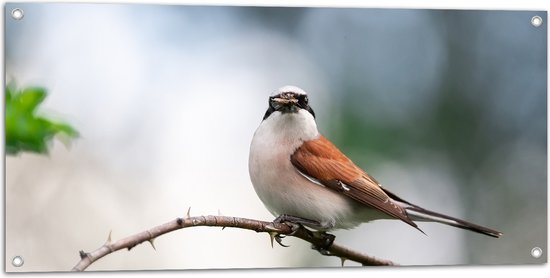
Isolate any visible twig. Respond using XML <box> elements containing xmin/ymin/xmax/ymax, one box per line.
<box><xmin>71</xmin><ymin>214</ymin><xmax>396</xmax><ymax>271</ymax></box>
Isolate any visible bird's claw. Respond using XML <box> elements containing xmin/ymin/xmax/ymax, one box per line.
<box><xmin>270</xmin><ymin>217</ymin><xmax>305</xmax><ymax>247</ymax></box>
<box><xmin>274</xmin><ymin>233</ymin><xmax>290</xmax><ymax>247</ymax></box>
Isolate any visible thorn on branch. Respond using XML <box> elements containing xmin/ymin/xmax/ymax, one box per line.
<box><xmin>268</xmin><ymin>232</ymin><xmax>276</xmax><ymax>248</ymax></box>
<box><xmin>79</xmin><ymin>250</ymin><xmax>88</xmax><ymax>259</ymax></box>
<box><xmin>340</xmin><ymin>257</ymin><xmax>346</xmax><ymax>267</ymax></box>
<box><xmin>148</xmin><ymin>238</ymin><xmax>156</xmax><ymax>250</ymax></box>
<box><xmin>106</xmin><ymin>230</ymin><xmax>112</xmax><ymax>244</ymax></box>
<box><xmin>186</xmin><ymin>207</ymin><xmax>191</xmax><ymax>219</ymax></box>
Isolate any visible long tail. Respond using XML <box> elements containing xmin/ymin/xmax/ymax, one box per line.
<box><xmin>382</xmin><ymin>188</ymin><xmax>502</xmax><ymax>238</ymax></box>
<box><xmin>405</xmin><ymin>206</ymin><xmax>502</xmax><ymax>238</ymax></box>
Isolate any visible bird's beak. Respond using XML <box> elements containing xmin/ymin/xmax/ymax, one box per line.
<box><xmin>272</xmin><ymin>97</ymin><xmax>298</xmax><ymax>105</ymax></box>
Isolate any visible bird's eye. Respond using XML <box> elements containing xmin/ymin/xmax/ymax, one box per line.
<box><xmin>297</xmin><ymin>95</ymin><xmax>308</xmax><ymax>108</ymax></box>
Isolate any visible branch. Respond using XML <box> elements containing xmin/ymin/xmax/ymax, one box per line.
<box><xmin>72</xmin><ymin>213</ymin><xmax>397</xmax><ymax>271</ymax></box>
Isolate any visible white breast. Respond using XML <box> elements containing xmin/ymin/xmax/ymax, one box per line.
<box><xmin>248</xmin><ymin>110</ymin><xmax>359</xmax><ymax>230</ymax></box>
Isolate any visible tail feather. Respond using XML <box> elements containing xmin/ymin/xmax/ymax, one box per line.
<box><xmin>405</xmin><ymin>206</ymin><xmax>502</xmax><ymax>238</ymax></box>
<box><xmin>381</xmin><ymin>187</ymin><xmax>502</xmax><ymax>238</ymax></box>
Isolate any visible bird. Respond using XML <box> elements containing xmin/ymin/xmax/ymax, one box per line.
<box><xmin>248</xmin><ymin>85</ymin><xmax>502</xmax><ymax>239</ymax></box>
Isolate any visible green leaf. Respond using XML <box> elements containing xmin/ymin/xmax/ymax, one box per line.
<box><xmin>17</xmin><ymin>87</ymin><xmax>47</xmax><ymax>112</ymax></box>
<box><xmin>5</xmin><ymin>84</ymin><xmax>79</xmax><ymax>155</ymax></box>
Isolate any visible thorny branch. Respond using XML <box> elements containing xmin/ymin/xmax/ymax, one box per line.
<box><xmin>72</xmin><ymin>211</ymin><xmax>397</xmax><ymax>271</ymax></box>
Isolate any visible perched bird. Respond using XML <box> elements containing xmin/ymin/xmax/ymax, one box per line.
<box><xmin>248</xmin><ymin>85</ymin><xmax>502</xmax><ymax>238</ymax></box>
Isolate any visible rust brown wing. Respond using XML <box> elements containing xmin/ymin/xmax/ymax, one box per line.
<box><xmin>290</xmin><ymin>135</ymin><xmax>420</xmax><ymax>230</ymax></box>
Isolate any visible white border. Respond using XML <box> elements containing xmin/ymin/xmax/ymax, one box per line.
<box><xmin>1</xmin><ymin>1</ymin><xmax>548</xmax><ymax>278</ymax></box>
<box><xmin>0</xmin><ymin>0</ymin><xmax>549</xmax><ymax>10</ymax></box>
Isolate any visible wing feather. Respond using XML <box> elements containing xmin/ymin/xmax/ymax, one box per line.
<box><xmin>290</xmin><ymin>136</ymin><xmax>419</xmax><ymax>229</ymax></box>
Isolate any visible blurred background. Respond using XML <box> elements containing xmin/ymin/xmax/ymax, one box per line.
<box><xmin>4</xmin><ymin>3</ymin><xmax>547</xmax><ymax>271</ymax></box>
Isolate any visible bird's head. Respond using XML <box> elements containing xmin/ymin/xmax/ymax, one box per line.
<box><xmin>263</xmin><ymin>85</ymin><xmax>315</xmax><ymax>120</ymax></box>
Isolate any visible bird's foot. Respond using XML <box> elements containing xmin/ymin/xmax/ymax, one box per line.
<box><xmin>270</xmin><ymin>214</ymin><xmax>322</xmax><ymax>247</ymax></box>
<box><xmin>270</xmin><ymin>214</ymin><xmax>337</xmax><ymax>252</ymax></box>
<box><xmin>310</xmin><ymin>231</ymin><xmax>336</xmax><ymax>255</ymax></box>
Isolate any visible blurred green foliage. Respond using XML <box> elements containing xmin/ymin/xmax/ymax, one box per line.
<box><xmin>5</xmin><ymin>85</ymin><xmax>78</xmax><ymax>155</ymax></box>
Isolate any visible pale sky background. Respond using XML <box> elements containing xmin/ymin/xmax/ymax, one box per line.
<box><xmin>3</xmin><ymin>1</ymin><xmax>547</xmax><ymax>273</ymax></box>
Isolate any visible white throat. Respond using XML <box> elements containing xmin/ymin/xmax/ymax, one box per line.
<box><xmin>254</xmin><ymin>109</ymin><xmax>319</xmax><ymax>150</ymax></box>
